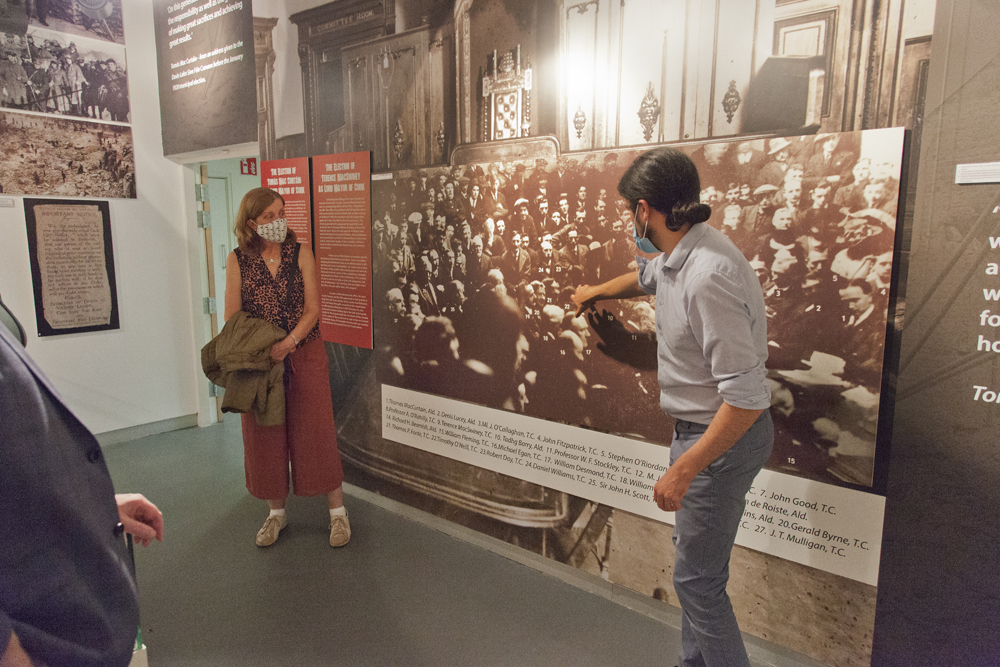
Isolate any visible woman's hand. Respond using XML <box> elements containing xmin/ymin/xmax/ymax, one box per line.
<box><xmin>270</xmin><ymin>336</ymin><xmax>297</xmax><ymax>362</ymax></box>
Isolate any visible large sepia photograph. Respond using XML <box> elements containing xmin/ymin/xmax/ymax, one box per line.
<box><xmin>0</xmin><ymin>110</ymin><xmax>134</xmax><ymax>197</ymax></box>
<box><xmin>251</xmin><ymin>2</ymin><xmax>933</xmax><ymax>666</ymax></box>
<box><xmin>368</xmin><ymin>127</ymin><xmax>903</xmax><ymax>493</ymax></box>
<box><xmin>339</xmin><ymin>127</ymin><xmax>903</xmax><ymax>667</ymax></box>
<box><xmin>252</xmin><ymin>0</ymin><xmax>933</xmax><ymax>163</ymax></box>
<box><xmin>15</xmin><ymin>26</ymin><xmax>131</xmax><ymax>122</ymax></box>
<box><xmin>27</xmin><ymin>0</ymin><xmax>125</xmax><ymax>45</ymax></box>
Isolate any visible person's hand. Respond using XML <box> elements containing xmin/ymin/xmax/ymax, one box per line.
<box><xmin>0</xmin><ymin>630</ymin><xmax>44</xmax><ymax>667</ymax></box>
<box><xmin>653</xmin><ymin>464</ymin><xmax>693</xmax><ymax>513</ymax></box>
<box><xmin>115</xmin><ymin>493</ymin><xmax>163</xmax><ymax>547</ymax></box>
<box><xmin>269</xmin><ymin>336</ymin><xmax>297</xmax><ymax>362</ymax></box>
<box><xmin>570</xmin><ymin>284</ymin><xmax>601</xmax><ymax>317</ymax></box>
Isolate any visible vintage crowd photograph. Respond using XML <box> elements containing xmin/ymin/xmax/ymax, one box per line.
<box><xmin>368</xmin><ymin>128</ymin><xmax>903</xmax><ymax>491</ymax></box>
<box><xmin>0</xmin><ymin>27</ymin><xmax>130</xmax><ymax>122</ymax></box>
<box><xmin>0</xmin><ymin>110</ymin><xmax>134</xmax><ymax>197</ymax></box>
<box><xmin>297</xmin><ymin>4</ymin><xmax>930</xmax><ymax>664</ymax></box>
<box><xmin>27</xmin><ymin>0</ymin><xmax>125</xmax><ymax>45</ymax></box>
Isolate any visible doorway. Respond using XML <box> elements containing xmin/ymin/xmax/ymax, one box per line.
<box><xmin>198</xmin><ymin>157</ymin><xmax>261</xmax><ymax>421</ymax></box>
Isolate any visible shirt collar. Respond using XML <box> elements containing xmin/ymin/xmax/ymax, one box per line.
<box><xmin>663</xmin><ymin>223</ymin><xmax>710</xmax><ymax>271</ymax></box>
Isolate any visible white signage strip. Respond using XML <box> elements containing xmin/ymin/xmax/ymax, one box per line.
<box><xmin>956</xmin><ymin>161</ymin><xmax>1000</xmax><ymax>184</ymax></box>
<box><xmin>381</xmin><ymin>385</ymin><xmax>884</xmax><ymax>586</ymax></box>
<box><xmin>735</xmin><ymin>469</ymin><xmax>884</xmax><ymax>585</ymax></box>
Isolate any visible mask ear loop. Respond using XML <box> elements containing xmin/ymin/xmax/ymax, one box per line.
<box><xmin>635</xmin><ymin>203</ymin><xmax>649</xmax><ymax>240</ymax></box>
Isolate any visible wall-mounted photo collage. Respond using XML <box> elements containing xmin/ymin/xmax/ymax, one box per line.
<box><xmin>0</xmin><ymin>0</ymin><xmax>133</xmax><ymax>198</ymax></box>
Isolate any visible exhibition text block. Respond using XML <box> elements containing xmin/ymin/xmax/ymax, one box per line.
<box><xmin>313</xmin><ymin>151</ymin><xmax>373</xmax><ymax>349</ymax></box>
<box><xmin>261</xmin><ymin>157</ymin><xmax>311</xmax><ymax>244</ymax></box>
<box><xmin>382</xmin><ymin>384</ymin><xmax>884</xmax><ymax>585</ymax></box>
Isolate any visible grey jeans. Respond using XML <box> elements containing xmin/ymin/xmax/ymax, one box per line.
<box><xmin>670</xmin><ymin>410</ymin><xmax>773</xmax><ymax>667</ymax></box>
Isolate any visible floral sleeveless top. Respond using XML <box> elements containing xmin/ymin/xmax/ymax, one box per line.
<box><xmin>235</xmin><ymin>240</ymin><xmax>320</xmax><ymax>345</ymax></box>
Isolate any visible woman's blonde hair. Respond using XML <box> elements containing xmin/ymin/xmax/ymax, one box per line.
<box><xmin>233</xmin><ymin>187</ymin><xmax>296</xmax><ymax>254</ymax></box>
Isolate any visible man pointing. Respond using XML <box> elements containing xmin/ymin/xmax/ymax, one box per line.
<box><xmin>573</xmin><ymin>147</ymin><xmax>772</xmax><ymax>667</ymax></box>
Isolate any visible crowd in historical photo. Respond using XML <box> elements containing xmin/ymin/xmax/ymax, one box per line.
<box><xmin>0</xmin><ymin>111</ymin><xmax>134</xmax><ymax>197</ymax></box>
<box><xmin>371</xmin><ymin>129</ymin><xmax>902</xmax><ymax>489</ymax></box>
<box><xmin>27</xmin><ymin>0</ymin><xmax>126</xmax><ymax>44</ymax></box>
<box><xmin>0</xmin><ymin>31</ymin><xmax>129</xmax><ymax>122</ymax></box>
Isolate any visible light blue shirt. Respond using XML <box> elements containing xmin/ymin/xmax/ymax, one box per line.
<box><xmin>636</xmin><ymin>223</ymin><xmax>770</xmax><ymax>424</ymax></box>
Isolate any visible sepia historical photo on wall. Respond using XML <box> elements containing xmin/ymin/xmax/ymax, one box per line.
<box><xmin>0</xmin><ymin>26</ymin><xmax>133</xmax><ymax>122</ymax></box>
<box><xmin>252</xmin><ymin>0</ymin><xmax>933</xmax><ymax>163</ymax></box>
<box><xmin>0</xmin><ymin>110</ymin><xmax>134</xmax><ymax>197</ymax></box>
<box><xmin>251</xmin><ymin>3</ymin><xmax>934</xmax><ymax>666</ymax></box>
<box><xmin>368</xmin><ymin>127</ymin><xmax>903</xmax><ymax>493</ymax></box>
<box><xmin>341</xmin><ymin>124</ymin><xmax>904</xmax><ymax>667</ymax></box>
<box><xmin>27</xmin><ymin>0</ymin><xmax>125</xmax><ymax>45</ymax></box>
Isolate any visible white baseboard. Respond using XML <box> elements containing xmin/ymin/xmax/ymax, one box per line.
<box><xmin>96</xmin><ymin>414</ymin><xmax>198</xmax><ymax>448</ymax></box>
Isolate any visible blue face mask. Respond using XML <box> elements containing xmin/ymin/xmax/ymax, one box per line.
<box><xmin>632</xmin><ymin>204</ymin><xmax>659</xmax><ymax>253</ymax></box>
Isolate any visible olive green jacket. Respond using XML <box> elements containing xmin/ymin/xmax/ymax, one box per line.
<box><xmin>201</xmin><ymin>311</ymin><xmax>287</xmax><ymax>425</ymax></box>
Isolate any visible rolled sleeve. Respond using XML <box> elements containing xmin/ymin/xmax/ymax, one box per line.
<box><xmin>636</xmin><ymin>255</ymin><xmax>660</xmax><ymax>296</ymax></box>
<box><xmin>686</xmin><ymin>270</ymin><xmax>771</xmax><ymax>410</ymax></box>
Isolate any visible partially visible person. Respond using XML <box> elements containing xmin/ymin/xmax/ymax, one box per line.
<box><xmin>223</xmin><ymin>187</ymin><xmax>350</xmax><ymax>548</ymax></box>
<box><xmin>0</xmin><ymin>292</ymin><xmax>25</xmax><ymax>346</ymax></box>
<box><xmin>0</xmin><ymin>302</ymin><xmax>163</xmax><ymax>667</ymax></box>
<box><xmin>572</xmin><ymin>147</ymin><xmax>772</xmax><ymax>667</ymax></box>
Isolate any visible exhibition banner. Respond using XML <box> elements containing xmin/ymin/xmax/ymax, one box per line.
<box><xmin>382</xmin><ymin>385</ymin><xmax>884</xmax><ymax>585</ymax></box>
<box><xmin>313</xmin><ymin>152</ymin><xmax>373</xmax><ymax>349</ymax></box>
<box><xmin>0</xmin><ymin>9</ymin><xmax>136</xmax><ymax>199</ymax></box>
<box><xmin>254</xmin><ymin>0</ymin><xmax>935</xmax><ymax>661</ymax></box>
<box><xmin>370</xmin><ymin>127</ymin><xmax>903</xmax><ymax>588</ymax></box>
<box><xmin>152</xmin><ymin>0</ymin><xmax>256</xmax><ymax>156</ymax></box>
<box><xmin>261</xmin><ymin>157</ymin><xmax>311</xmax><ymax>245</ymax></box>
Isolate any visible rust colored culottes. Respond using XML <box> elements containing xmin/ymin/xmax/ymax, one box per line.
<box><xmin>240</xmin><ymin>338</ymin><xmax>344</xmax><ymax>498</ymax></box>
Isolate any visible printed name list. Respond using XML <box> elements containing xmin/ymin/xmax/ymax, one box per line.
<box><xmin>382</xmin><ymin>384</ymin><xmax>886</xmax><ymax>585</ymax></box>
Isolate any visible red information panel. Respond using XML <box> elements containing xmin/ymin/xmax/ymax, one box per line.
<box><xmin>261</xmin><ymin>157</ymin><xmax>311</xmax><ymax>245</ymax></box>
<box><xmin>312</xmin><ymin>152</ymin><xmax>373</xmax><ymax>349</ymax></box>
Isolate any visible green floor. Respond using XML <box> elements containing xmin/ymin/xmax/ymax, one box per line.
<box><xmin>104</xmin><ymin>415</ymin><xmax>814</xmax><ymax>667</ymax></box>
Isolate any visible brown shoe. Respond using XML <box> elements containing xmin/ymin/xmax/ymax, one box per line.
<box><xmin>329</xmin><ymin>510</ymin><xmax>351</xmax><ymax>547</ymax></box>
<box><xmin>256</xmin><ymin>514</ymin><xmax>287</xmax><ymax>547</ymax></box>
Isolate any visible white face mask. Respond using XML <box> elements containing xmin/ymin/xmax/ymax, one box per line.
<box><xmin>255</xmin><ymin>217</ymin><xmax>287</xmax><ymax>243</ymax></box>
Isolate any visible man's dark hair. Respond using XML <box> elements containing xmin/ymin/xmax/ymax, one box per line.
<box><xmin>617</xmin><ymin>147</ymin><xmax>712</xmax><ymax>231</ymax></box>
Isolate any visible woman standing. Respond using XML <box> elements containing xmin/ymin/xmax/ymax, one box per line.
<box><xmin>224</xmin><ymin>187</ymin><xmax>350</xmax><ymax>548</ymax></box>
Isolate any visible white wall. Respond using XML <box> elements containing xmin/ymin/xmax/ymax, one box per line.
<box><xmin>0</xmin><ymin>0</ymin><xmax>199</xmax><ymax>435</ymax></box>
